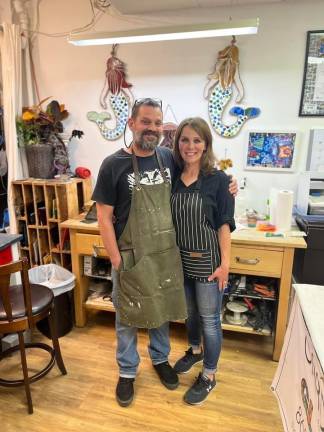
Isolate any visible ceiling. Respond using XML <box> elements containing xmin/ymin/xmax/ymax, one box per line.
<box><xmin>109</xmin><ymin>0</ymin><xmax>288</xmax><ymax>14</ymax></box>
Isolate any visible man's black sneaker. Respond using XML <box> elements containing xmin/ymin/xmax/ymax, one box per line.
<box><xmin>153</xmin><ymin>361</ymin><xmax>179</xmax><ymax>390</ymax></box>
<box><xmin>116</xmin><ymin>377</ymin><xmax>135</xmax><ymax>407</ymax></box>
<box><xmin>173</xmin><ymin>347</ymin><xmax>204</xmax><ymax>374</ymax></box>
<box><xmin>184</xmin><ymin>373</ymin><xmax>216</xmax><ymax>405</ymax></box>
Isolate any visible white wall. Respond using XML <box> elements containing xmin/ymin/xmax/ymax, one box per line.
<box><xmin>32</xmin><ymin>0</ymin><xmax>324</xmax><ymax>212</ymax></box>
<box><xmin>0</xmin><ymin>0</ymin><xmax>12</xmax><ymax>22</ymax></box>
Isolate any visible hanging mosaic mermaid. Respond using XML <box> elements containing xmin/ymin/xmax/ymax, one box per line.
<box><xmin>87</xmin><ymin>44</ymin><xmax>133</xmax><ymax>140</ymax></box>
<box><xmin>204</xmin><ymin>37</ymin><xmax>260</xmax><ymax>138</ymax></box>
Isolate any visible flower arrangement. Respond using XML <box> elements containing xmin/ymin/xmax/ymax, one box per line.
<box><xmin>16</xmin><ymin>98</ymin><xmax>83</xmax><ymax>178</ymax></box>
<box><xmin>16</xmin><ymin>97</ymin><xmax>69</xmax><ymax>147</ymax></box>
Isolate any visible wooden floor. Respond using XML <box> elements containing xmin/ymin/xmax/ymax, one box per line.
<box><xmin>0</xmin><ymin>312</ymin><xmax>283</xmax><ymax>432</ymax></box>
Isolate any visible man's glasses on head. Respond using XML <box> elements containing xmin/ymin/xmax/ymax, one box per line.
<box><xmin>133</xmin><ymin>98</ymin><xmax>163</xmax><ymax>109</ymax></box>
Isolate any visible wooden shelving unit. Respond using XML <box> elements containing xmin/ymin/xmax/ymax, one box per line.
<box><xmin>12</xmin><ymin>177</ymin><xmax>92</xmax><ymax>269</ymax></box>
<box><xmin>83</xmin><ymin>279</ymin><xmax>272</xmax><ymax>336</ymax></box>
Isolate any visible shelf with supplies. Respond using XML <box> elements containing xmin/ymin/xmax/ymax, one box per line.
<box><xmin>83</xmin><ymin>255</ymin><xmax>114</xmax><ymax>312</ymax></box>
<box><xmin>82</xmin><ymin>258</ymin><xmax>274</xmax><ymax>337</ymax></box>
<box><xmin>221</xmin><ymin>274</ymin><xmax>278</xmax><ymax>337</ymax></box>
<box><xmin>11</xmin><ymin>177</ymin><xmax>92</xmax><ymax>268</ymax></box>
<box><xmin>60</xmin><ymin>216</ymin><xmax>306</xmax><ymax>361</ymax></box>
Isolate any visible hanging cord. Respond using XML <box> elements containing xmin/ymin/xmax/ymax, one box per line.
<box><xmin>163</xmin><ymin>104</ymin><xmax>178</xmax><ymax>124</ymax></box>
<box><xmin>0</xmin><ymin>107</ymin><xmax>5</xmax><ymax>151</ymax></box>
<box><xmin>24</xmin><ymin>0</ymin><xmax>108</xmax><ymax>39</ymax></box>
<box><xmin>123</xmin><ymin>122</ymin><xmax>131</xmax><ymax>149</ymax></box>
<box><xmin>26</xmin><ymin>0</ymin><xmax>180</xmax><ymax>39</ymax></box>
<box><xmin>28</xmin><ymin>42</ymin><xmax>41</xmax><ymax>104</ymax></box>
<box><xmin>231</xmin><ymin>36</ymin><xmax>245</xmax><ymax>103</ymax></box>
<box><xmin>0</xmin><ymin>109</ymin><xmax>7</xmax><ymax>192</ymax></box>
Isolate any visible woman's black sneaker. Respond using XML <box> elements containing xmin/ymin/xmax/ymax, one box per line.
<box><xmin>153</xmin><ymin>362</ymin><xmax>179</xmax><ymax>390</ymax></box>
<box><xmin>116</xmin><ymin>377</ymin><xmax>135</xmax><ymax>407</ymax></box>
<box><xmin>184</xmin><ymin>373</ymin><xmax>216</xmax><ymax>405</ymax></box>
<box><xmin>173</xmin><ymin>347</ymin><xmax>204</xmax><ymax>374</ymax></box>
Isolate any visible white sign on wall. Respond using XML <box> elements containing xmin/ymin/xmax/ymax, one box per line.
<box><xmin>306</xmin><ymin>129</ymin><xmax>324</xmax><ymax>172</ymax></box>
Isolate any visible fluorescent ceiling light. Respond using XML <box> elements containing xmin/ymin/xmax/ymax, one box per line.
<box><xmin>68</xmin><ymin>19</ymin><xmax>259</xmax><ymax>46</ymax></box>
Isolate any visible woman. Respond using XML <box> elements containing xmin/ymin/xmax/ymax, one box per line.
<box><xmin>171</xmin><ymin>117</ymin><xmax>235</xmax><ymax>405</ymax></box>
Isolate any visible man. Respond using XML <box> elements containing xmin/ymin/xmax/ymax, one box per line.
<box><xmin>92</xmin><ymin>98</ymin><xmax>237</xmax><ymax>407</ymax></box>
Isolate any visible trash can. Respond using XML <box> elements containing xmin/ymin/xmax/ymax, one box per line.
<box><xmin>28</xmin><ymin>264</ymin><xmax>75</xmax><ymax>338</ymax></box>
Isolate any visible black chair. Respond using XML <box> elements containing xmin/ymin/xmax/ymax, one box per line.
<box><xmin>0</xmin><ymin>258</ymin><xmax>67</xmax><ymax>414</ymax></box>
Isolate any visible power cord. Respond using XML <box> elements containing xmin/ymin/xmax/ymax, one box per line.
<box><xmin>22</xmin><ymin>0</ymin><xmax>109</xmax><ymax>39</ymax></box>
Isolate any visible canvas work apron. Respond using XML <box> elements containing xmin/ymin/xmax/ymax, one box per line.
<box><xmin>116</xmin><ymin>149</ymin><xmax>187</xmax><ymax>329</ymax></box>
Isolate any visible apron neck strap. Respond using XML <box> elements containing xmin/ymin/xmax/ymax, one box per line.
<box><xmin>155</xmin><ymin>148</ymin><xmax>168</xmax><ymax>184</ymax></box>
<box><xmin>195</xmin><ymin>175</ymin><xmax>203</xmax><ymax>191</ymax></box>
<box><xmin>131</xmin><ymin>149</ymin><xmax>141</xmax><ymax>188</ymax></box>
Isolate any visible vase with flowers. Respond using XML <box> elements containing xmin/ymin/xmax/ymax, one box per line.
<box><xmin>16</xmin><ymin>98</ymin><xmax>83</xmax><ymax>179</ymax></box>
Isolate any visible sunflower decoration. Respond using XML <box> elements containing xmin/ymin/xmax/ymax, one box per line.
<box><xmin>218</xmin><ymin>158</ymin><xmax>233</xmax><ymax>171</ymax></box>
<box><xmin>217</xmin><ymin>148</ymin><xmax>233</xmax><ymax>171</ymax></box>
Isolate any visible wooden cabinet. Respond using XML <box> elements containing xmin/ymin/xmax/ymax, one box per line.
<box><xmin>11</xmin><ymin>178</ymin><xmax>92</xmax><ymax>268</ymax></box>
<box><xmin>60</xmin><ymin>216</ymin><xmax>306</xmax><ymax>360</ymax></box>
<box><xmin>230</xmin><ymin>245</ymin><xmax>283</xmax><ymax>276</ymax></box>
<box><xmin>74</xmin><ymin>233</ymin><xmax>107</xmax><ymax>257</ymax></box>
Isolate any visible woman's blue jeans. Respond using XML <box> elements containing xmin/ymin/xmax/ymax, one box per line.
<box><xmin>184</xmin><ymin>276</ymin><xmax>223</xmax><ymax>376</ymax></box>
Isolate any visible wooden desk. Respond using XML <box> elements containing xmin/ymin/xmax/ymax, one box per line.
<box><xmin>61</xmin><ymin>216</ymin><xmax>306</xmax><ymax>361</ymax></box>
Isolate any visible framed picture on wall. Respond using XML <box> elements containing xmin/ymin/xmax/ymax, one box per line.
<box><xmin>244</xmin><ymin>131</ymin><xmax>297</xmax><ymax>172</ymax></box>
<box><xmin>299</xmin><ymin>30</ymin><xmax>324</xmax><ymax>117</ymax></box>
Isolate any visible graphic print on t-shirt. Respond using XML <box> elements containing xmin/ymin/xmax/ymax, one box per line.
<box><xmin>127</xmin><ymin>168</ymin><xmax>171</xmax><ymax>190</ymax></box>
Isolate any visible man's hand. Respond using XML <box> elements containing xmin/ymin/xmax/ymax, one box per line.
<box><xmin>111</xmin><ymin>255</ymin><xmax>122</xmax><ymax>271</ymax></box>
<box><xmin>228</xmin><ymin>175</ymin><xmax>238</xmax><ymax>197</ymax></box>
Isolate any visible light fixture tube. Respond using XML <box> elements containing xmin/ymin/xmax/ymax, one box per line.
<box><xmin>68</xmin><ymin>19</ymin><xmax>259</xmax><ymax>46</ymax></box>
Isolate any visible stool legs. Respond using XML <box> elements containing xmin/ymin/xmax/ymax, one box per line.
<box><xmin>18</xmin><ymin>332</ymin><xmax>33</xmax><ymax>414</ymax></box>
<box><xmin>48</xmin><ymin>307</ymin><xmax>67</xmax><ymax>375</ymax></box>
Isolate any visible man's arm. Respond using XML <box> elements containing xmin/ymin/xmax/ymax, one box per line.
<box><xmin>228</xmin><ymin>175</ymin><xmax>238</xmax><ymax>196</ymax></box>
<box><xmin>96</xmin><ymin>202</ymin><xmax>121</xmax><ymax>270</ymax></box>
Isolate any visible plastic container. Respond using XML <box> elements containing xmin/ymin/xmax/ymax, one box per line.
<box><xmin>29</xmin><ymin>264</ymin><xmax>75</xmax><ymax>338</ymax></box>
<box><xmin>0</xmin><ymin>245</ymin><xmax>12</xmax><ymax>265</ymax></box>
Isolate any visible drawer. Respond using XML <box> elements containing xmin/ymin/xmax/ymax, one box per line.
<box><xmin>230</xmin><ymin>246</ymin><xmax>283</xmax><ymax>276</ymax></box>
<box><xmin>75</xmin><ymin>233</ymin><xmax>108</xmax><ymax>257</ymax></box>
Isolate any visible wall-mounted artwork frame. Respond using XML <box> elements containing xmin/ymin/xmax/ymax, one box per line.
<box><xmin>244</xmin><ymin>131</ymin><xmax>297</xmax><ymax>172</ymax></box>
<box><xmin>306</xmin><ymin>129</ymin><xmax>324</xmax><ymax>171</ymax></box>
<box><xmin>299</xmin><ymin>30</ymin><xmax>324</xmax><ymax>117</ymax></box>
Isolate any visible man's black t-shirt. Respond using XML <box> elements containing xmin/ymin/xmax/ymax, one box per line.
<box><xmin>92</xmin><ymin>147</ymin><xmax>176</xmax><ymax>239</ymax></box>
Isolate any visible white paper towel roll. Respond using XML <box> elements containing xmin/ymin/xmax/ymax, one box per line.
<box><xmin>275</xmin><ymin>190</ymin><xmax>294</xmax><ymax>231</ymax></box>
<box><xmin>269</xmin><ymin>188</ymin><xmax>278</xmax><ymax>225</ymax></box>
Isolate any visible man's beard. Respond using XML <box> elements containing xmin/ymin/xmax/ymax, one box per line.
<box><xmin>135</xmin><ymin>130</ymin><xmax>161</xmax><ymax>151</ymax></box>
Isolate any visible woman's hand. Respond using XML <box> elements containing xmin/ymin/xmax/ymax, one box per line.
<box><xmin>208</xmin><ymin>265</ymin><xmax>229</xmax><ymax>290</ymax></box>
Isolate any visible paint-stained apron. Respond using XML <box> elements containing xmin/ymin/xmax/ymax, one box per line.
<box><xmin>116</xmin><ymin>149</ymin><xmax>187</xmax><ymax>328</ymax></box>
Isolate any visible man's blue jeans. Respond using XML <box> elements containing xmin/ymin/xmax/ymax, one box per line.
<box><xmin>184</xmin><ymin>276</ymin><xmax>223</xmax><ymax>376</ymax></box>
<box><xmin>111</xmin><ymin>269</ymin><xmax>170</xmax><ymax>378</ymax></box>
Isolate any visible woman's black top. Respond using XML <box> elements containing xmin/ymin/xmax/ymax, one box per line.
<box><xmin>171</xmin><ymin>169</ymin><xmax>235</xmax><ymax>282</ymax></box>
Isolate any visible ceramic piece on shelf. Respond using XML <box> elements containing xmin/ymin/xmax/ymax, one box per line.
<box><xmin>225</xmin><ymin>312</ymin><xmax>248</xmax><ymax>326</ymax></box>
<box><xmin>225</xmin><ymin>301</ymin><xmax>248</xmax><ymax>325</ymax></box>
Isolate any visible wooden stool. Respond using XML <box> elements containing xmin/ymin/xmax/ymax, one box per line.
<box><xmin>0</xmin><ymin>258</ymin><xmax>67</xmax><ymax>414</ymax></box>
